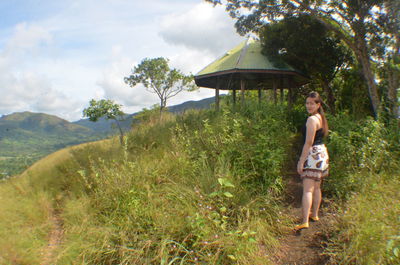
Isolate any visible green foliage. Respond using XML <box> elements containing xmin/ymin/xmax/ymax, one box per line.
<box><xmin>83</xmin><ymin>99</ymin><xmax>124</xmax><ymax>122</ymax></box>
<box><xmin>1</xmin><ymin>101</ymin><xmax>399</xmax><ymax>264</ymax></box>
<box><xmin>260</xmin><ymin>14</ymin><xmax>353</xmax><ymax>114</ymax></box>
<box><xmin>124</xmin><ymin>57</ymin><xmax>196</xmax><ymax>110</ymax></box>
<box><xmin>207</xmin><ymin>0</ymin><xmax>395</xmax><ymax>117</ymax></box>
<box><xmin>334</xmin><ymin>68</ymin><xmax>373</xmax><ymax>117</ymax></box>
<box><xmin>83</xmin><ymin>99</ymin><xmax>125</xmax><ymax>143</ymax></box>
<box><xmin>0</xmin><ymin>156</ymin><xmax>39</xmax><ymax>178</ymax></box>
<box><xmin>261</xmin><ymin>14</ymin><xmax>351</xmax><ymax>82</ymax></box>
<box><xmin>325</xmin><ymin>113</ymin><xmax>399</xmax><ymax>199</ymax></box>
<box><xmin>175</xmin><ymin>103</ymin><xmax>292</xmax><ymax>195</ymax></box>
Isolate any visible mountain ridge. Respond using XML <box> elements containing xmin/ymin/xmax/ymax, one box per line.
<box><xmin>0</xmin><ymin>96</ymin><xmax>215</xmax><ymax>175</ymax></box>
<box><xmin>73</xmin><ymin>96</ymin><xmax>215</xmax><ymax>133</ymax></box>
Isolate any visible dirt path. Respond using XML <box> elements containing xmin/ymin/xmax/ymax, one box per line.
<box><xmin>271</xmin><ymin>173</ymin><xmax>330</xmax><ymax>265</ymax></box>
<box><xmin>41</xmin><ymin>208</ymin><xmax>63</xmax><ymax>265</ymax></box>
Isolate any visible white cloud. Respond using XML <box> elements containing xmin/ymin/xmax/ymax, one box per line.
<box><xmin>95</xmin><ymin>45</ymin><xmax>158</xmax><ymax>113</ymax></box>
<box><xmin>0</xmin><ymin>0</ymin><xmax>240</xmax><ymax>121</ymax></box>
<box><xmin>159</xmin><ymin>2</ymin><xmax>243</xmax><ymax>56</ymax></box>
<box><xmin>0</xmin><ymin>23</ymin><xmax>80</xmax><ymax>120</ymax></box>
<box><xmin>96</xmin><ymin>45</ymin><xmax>223</xmax><ymax>113</ymax></box>
<box><xmin>4</xmin><ymin>22</ymin><xmax>52</xmax><ymax>56</ymax></box>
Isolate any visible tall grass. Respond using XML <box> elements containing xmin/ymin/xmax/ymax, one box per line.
<box><xmin>53</xmin><ymin>105</ymin><xmax>293</xmax><ymax>264</ymax></box>
<box><xmin>0</xmin><ymin>140</ymin><xmax>116</xmax><ymax>264</ymax></box>
<box><xmin>324</xmin><ymin>174</ymin><xmax>400</xmax><ymax>264</ymax></box>
<box><xmin>0</xmin><ymin>102</ymin><xmax>398</xmax><ymax>264</ymax></box>
<box><xmin>323</xmin><ymin>114</ymin><xmax>400</xmax><ymax>264</ymax></box>
<box><xmin>0</xmin><ymin>180</ymin><xmax>51</xmax><ymax>264</ymax></box>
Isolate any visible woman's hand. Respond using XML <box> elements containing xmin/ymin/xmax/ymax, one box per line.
<box><xmin>297</xmin><ymin>160</ymin><xmax>304</xmax><ymax>175</ymax></box>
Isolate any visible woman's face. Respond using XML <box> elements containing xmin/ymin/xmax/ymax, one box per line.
<box><xmin>306</xmin><ymin>97</ymin><xmax>321</xmax><ymax>114</ymax></box>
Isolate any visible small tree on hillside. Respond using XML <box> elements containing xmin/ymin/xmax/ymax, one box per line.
<box><xmin>83</xmin><ymin>99</ymin><xmax>125</xmax><ymax>143</ymax></box>
<box><xmin>124</xmin><ymin>57</ymin><xmax>196</xmax><ymax>114</ymax></box>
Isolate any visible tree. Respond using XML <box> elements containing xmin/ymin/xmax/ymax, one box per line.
<box><xmin>83</xmin><ymin>99</ymin><xmax>125</xmax><ymax>143</ymax></box>
<box><xmin>205</xmin><ymin>0</ymin><xmax>400</xmax><ymax>118</ymax></box>
<box><xmin>124</xmin><ymin>57</ymin><xmax>196</xmax><ymax>113</ymax></box>
<box><xmin>261</xmin><ymin>14</ymin><xmax>352</xmax><ymax>114</ymax></box>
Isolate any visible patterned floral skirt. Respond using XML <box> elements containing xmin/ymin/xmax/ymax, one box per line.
<box><xmin>301</xmin><ymin>144</ymin><xmax>329</xmax><ymax>181</ymax></box>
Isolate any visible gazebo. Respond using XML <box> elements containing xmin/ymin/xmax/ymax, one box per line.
<box><xmin>194</xmin><ymin>38</ymin><xmax>309</xmax><ymax>109</ymax></box>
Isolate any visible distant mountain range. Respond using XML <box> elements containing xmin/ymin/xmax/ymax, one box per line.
<box><xmin>0</xmin><ymin>97</ymin><xmax>214</xmax><ymax>176</ymax></box>
<box><xmin>72</xmin><ymin>97</ymin><xmax>215</xmax><ymax>133</ymax></box>
<box><xmin>0</xmin><ymin>112</ymin><xmax>95</xmax><ymax>156</ymax></box>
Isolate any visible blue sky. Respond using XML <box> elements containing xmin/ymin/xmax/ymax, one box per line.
<box><xmin>0</xmin><ymin>0</ymin><xmax>243</xmax><ymax>121</ymax></box>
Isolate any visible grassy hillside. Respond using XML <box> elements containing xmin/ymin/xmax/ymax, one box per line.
<box><xmin>0</xmin><ymin>103</ymin><xmax>398</xmax><ymax>264</ymax></box>
<box><xmin>0</xmin><ymin>112</ymin><xmax>103</xmax><ymax>176</ymax></box>
<box><xmin>0</xmin><ymin>98</ymin><xmax>215</xmax><ymax>177</ymax></box>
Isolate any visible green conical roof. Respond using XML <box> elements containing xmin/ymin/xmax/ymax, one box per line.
<box><xmin>197</xmin><ymin>38</ymin><xmax>295</xmax><ymax>75</ymax></box>
<box><xmin>195</xmin><ymin>38</ymin><xmax>308</xmax><ymax>90</ymax></box>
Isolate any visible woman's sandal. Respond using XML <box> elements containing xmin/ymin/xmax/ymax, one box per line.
<box><xmin>294</xmin><ymin>222</ymin><xmax>309</xmax><ymax>231</ymax></box>
<box><xmin>309</xmin><ymin>216</ymin><xmax>319</xmax><ymax>222</ymax></box>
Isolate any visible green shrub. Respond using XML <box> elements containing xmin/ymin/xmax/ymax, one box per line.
<box><xmin>325</xmin><ymin>114</ymin><xmax>397</xmax><ymax>199</ymax></box>
<box><xmin>175</xmin><ymin>104</ymin><xmax>293</xmax><ymax>196</ymax></box>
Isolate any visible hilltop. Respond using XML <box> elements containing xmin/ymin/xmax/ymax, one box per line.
<box><xmin>0</xmin><ymin>111</ymin><xmax>90</xmax><ymax>134</ymax></box>
<box><xmin>0</xmin><ymin>111</ymin><xmax>98</xmax><ymax>154</ymax></box>
<box><xmin>73</xmin><ymin>97</ymin><xmax>214</xmax><ymax>133</ymax></box>
<box><xmin>0</xmin><ymin>112</ymin><xmax>101</xmax><ymax>176</ymax></box>
<box><xmin>0</xmin><ymin>102</ymin><xmax>398</xmax><ymax>264</ymax></box>
<box><xmin>0</xmin><ymin>97</ymin><xmax>214</xmax><ymax>176</ymax></box>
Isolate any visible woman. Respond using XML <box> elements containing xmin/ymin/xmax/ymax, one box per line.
<box><xmin>295</xmin><ymin>91</ymin><xmax>329</xmax><ymax>231</ymax></box>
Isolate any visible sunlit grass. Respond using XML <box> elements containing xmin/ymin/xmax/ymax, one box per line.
<box><xmin>0</xmin><ymin>138</ymin><xmax>115</xmax><ymax>264</ymax></box>
<box><xmin>325</xmin><ymin>173</ymin><xmax>400</xmax><ymax>264</ymax></box>
<box><xmin>0</xmin><ymin>180</ymin><xmax>51</xmax><ymax>264</ymax></box>
<box><xmin>0</xmin><ymin>104</ymin><xmax>398</xmax><ymax>264</ymax></box>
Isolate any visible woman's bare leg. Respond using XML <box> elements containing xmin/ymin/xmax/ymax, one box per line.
<box><xmin>311</xmin><ymin>180</ymin><xmax>322</xmax><ymax>218</ymax></box>
<box><xmin>302</xmin><ymin>178</ymin><xmax>315</xmax><ymax>224</ymax></box>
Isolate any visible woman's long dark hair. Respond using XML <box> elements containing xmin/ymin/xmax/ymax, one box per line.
<box><xmin>308</xmin><ymin>91</ymin><xmax>329</xmax><ymax>136</ymax></box>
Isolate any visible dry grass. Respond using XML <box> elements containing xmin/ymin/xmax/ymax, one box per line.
<box><xmin>0</xmin><ymin>138</ymin><xmax>115</xmax><ymax>264</ymax></box>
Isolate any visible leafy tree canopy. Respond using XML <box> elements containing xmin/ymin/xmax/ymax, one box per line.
<box><xmin>124</xmin><ymin>57</ymin><xmax>197</xmax><ymax>112</ymax></box>
<box><xmin>262</xmin><ymin>14</ymin><xmax>351</xmax><ymax>82</ymax></box>
<box><xmin>83</xmin><ymin>99</ymin><xmax>124</xmax><ymax>122</ymax></box>
<box><xmin>83</xmin><ymin>99</ymin><xmax>125</xmax><ymax>142</ymax></box>
<box><xmin>206</xmin><ymin>0</ymin><xmax>400</xmax><ymax>118</ymax></box>
<box><xmin>261</xmin><ymin>14</ymin><xmax>353</xmax><ymax>113</ymax></box>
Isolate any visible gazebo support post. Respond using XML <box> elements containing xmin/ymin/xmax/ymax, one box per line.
<box><xmin>215</xmin><ymin>83</ymin><xmax>220</xmax><ymax>111</ymax></box>
<box><xmin>240</xmin><ymin>79</ymin><xmax>245</xmax><ymax>106</ymax></box>
<box><xmin>288</xmin><ymin>78</ymin><xmax>294</xmax><ymax>110</ymax></box>
<box><xmin>258</xmin><ymin>87</ymin><xmax>262</xmax><ymax>103</ymax></box>
<box><xmin>233</xmin><ymin>89</ymin><xmax>236</xmax><ymax>105</ymax></box>
<box><xmin>273</xmin><ymin>78</ymin><xmax>278</xmax><ymax>104</ymax></box>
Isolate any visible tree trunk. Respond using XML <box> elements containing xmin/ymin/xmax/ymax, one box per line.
<box><xmin>309</xmin><ymin>11</ymin><xmax>380</xmax><ymax>118</ymax></box>
<box><xmin>115</xmin><ymin>119</ymin><xmax>124</xmax><ymax>145</ymax></box>
<box><xmin>288</xmin><ymin>87</ymin><xmax>293</xmax><ymax>110</ymax></box>
<box><xmin>321</xmin><ymin>80</ymin><xmax>336</xmax><ymax>115</ymax></box>
<box><xmin>387</xmin><ymin>63</ymin><xmax>399</xmax><ymax>118</ymax></box>
<box><xmin>354</xmin><ymin>36</ymin><xmax>381</xmax><ymax>118</ymax></box>
<box><xmin>160</xmin><ymin>98</ymin><xmax>167</xmax><ymax>115</ymax></box>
